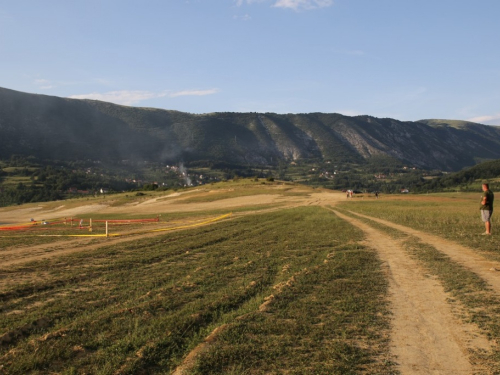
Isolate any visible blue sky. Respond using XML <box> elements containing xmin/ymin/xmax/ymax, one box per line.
<box><xmin>1</xmin><ymin>0</ymin><xmax>499</xmax><ymax>124</ymax></box>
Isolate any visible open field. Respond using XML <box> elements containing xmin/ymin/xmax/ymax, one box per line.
<box><xmin>340</xmin><ymin>192</ymin><xmax>498</xmax><ymax>258</ymax></box>
<box><xmin>1</xmin><ymin>181</ymin><xmax>500</xmax><ymax>374</ymax></box>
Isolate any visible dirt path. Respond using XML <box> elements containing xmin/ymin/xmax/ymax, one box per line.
<box><xmin>332</xmin><ymin>209</ymin><xmax>490</xmax><ymax>374</ymax></box>
<box><xmin>0</xmin><ymin>204</ymin><xmax>109</xmax><ymax>224</ymax></box>
<box><xmin>348</xmin><ymin>210</ymin><xmax>500</xmax><ymax>293</ymax></box>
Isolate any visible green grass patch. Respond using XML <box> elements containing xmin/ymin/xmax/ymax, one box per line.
<box><xmin>2</xmin><ymin>167</ymin><xmax>39</xmax><ymax>173</ymax></box>
<box><xmin>1</xmin><ymin>176</ymin><xmax>33</xmax><ymax>186</ymax></box>
<box><xmin>191</xmin><ymin>244</ymin><xmax>393</xmax><ymax>374</ymax></box>
<box><xmin>0</xmin><ymin>234</ymin><xmax>66</xmax><ymax>249</ymax></box>
<box><xmin>0</xmin><ymin>207</ymin><xmax>393</xmax><ymax>374</ymax></box>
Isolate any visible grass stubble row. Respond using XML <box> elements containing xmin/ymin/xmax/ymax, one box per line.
<box><xmin>0</xmin><ymin>206</ymin><xmax>393</xmax><ymax>374</ymax></box>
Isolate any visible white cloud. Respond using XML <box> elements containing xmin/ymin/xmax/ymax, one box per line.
<box><xmin>68</xmin><ymin>90</ymin><xmax>168</xmax><ymax>105</ymax></box>
<box><xmin>234</xmin><ymin>0</ymin><xmax>333</xmax><ymax>10</ymax></box>
<box><xmin>169</xmin><ymin>88</ymin><xmax>219</xmax><ymax>98</ymax></box>
<box><xmin>467</xmin><ymin>113</ymin><xmax>500</xmax><ymax>125</ymax></box>
<box><xmin>235</xmin><ymin>0</ymin><xmax>267</xmax><ymax>6</ymax></box>
<box><xmin>68</xmin><ymin>88</ymin><xmax>219</xmax><ymax>106</ymax></box>
<box><xmin>273</xmin><ymin>0</ymin><xmax>333</xmax><ymax>11</ymax></box>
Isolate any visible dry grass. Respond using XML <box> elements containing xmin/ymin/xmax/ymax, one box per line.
<box><xmin>0</xmin><ymin>205</ymin><xmax>393</xmax><ymax>374</ymax></box>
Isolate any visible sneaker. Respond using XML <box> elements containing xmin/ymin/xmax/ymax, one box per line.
<box><xmin>482</xmin><ymin>232</ymin><xmax>492</xmax><ymax>235</ymax></box>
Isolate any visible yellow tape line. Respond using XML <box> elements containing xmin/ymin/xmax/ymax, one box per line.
<box><xmin>1</xmin><ymin>213</ymin><xmax>232</xmax><ymax>238</ymax></box>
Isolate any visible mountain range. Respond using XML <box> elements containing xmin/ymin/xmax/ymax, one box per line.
<box><xmin>1</xmin><ymin>86</ymin><xmax>500</xmax><ymax>171</ymax></box>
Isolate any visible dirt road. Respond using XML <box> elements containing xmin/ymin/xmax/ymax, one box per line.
<box><xmin>347</xmin><ymin>210</ymin><xmax>500</xmax><ymax>292</ymax></box>
<box><xmin>332</xmin><ymin>209</ymin><xmax>491</xmax><ymax>374</ymax></box>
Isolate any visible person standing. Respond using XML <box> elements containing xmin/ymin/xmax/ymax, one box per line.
<box><xmin>480</xmin><ymin>183</ymin><xmax>494</xmax><ymax>235</ymax></box>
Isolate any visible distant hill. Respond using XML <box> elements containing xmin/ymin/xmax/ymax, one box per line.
<box><xmin>418</xmin><ymin>119</ymin><xmax>481</xmax><ymax>129</ymax></box>
<box><xmin>2</xmin><ymin>86</ymin><xmax>500</xmax><ymax>171</ymax></box>
<box><xmin>417</xmin><ymin>158</ymin><xmax>500</xmax><ymax>191</ymax></box>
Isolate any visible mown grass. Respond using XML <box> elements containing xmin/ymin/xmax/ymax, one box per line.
<box><xmin>0</xmin><ymin>206</ymin><xmax>393</xmax><ymax>374</ymax></box>
<box><xmin>191</xmin><ymin>244</ymin><xmax>393</xmax><ymax>374</ymax></box>
<box><xmin>0</xmin><ymin>235</ymin><xmax>66</xmax><ymax>249</ymax></box>
<box><xmin>82</xmin><ymin>204</ymin><xmax>285</xmax><ymax>222</ymax></box>
<box><xmin>337</xmin><ymin>209</ymin><xmax>500</xmax><ymax>372</ymax></box>
<box><xmin>0</xmin><ymin>207</ymin><xmax>280</xmax><ymax>252</ymax></box>
<box><xmin>340</xmin><ymin>193</ymin><xmax>499</xmax><ymax>259</ymax></box>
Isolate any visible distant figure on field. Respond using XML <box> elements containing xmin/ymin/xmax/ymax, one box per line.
<box><xmin>375</xmin><ymin>191</ymin><xmax>379</xmax><ymax>199</ymax></box>
<box><xmin>480</xmin><ymin>183</ymin><xmax>494</xmax><ymax>235</ymax></box>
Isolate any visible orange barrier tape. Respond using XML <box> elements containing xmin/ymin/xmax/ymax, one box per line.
<box><xmin>0</xmin><ymin>226</ymin><xmax>32</xmax><ymax>231</ymax></box>
<box><xmin>0</xmin><ymin>217</ymin><xmax>160</xmax><ymax>231</ymax></box>
<box><xmin>0</xmin><ymin>213</ymin><xmax>232</xmax><ymax>238</ymax></box>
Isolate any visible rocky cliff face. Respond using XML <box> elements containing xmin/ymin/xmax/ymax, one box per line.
<box><xmin>1</xmin><ymin>87</ymin><xmax>500</xmax><ymax>171</ymax></box>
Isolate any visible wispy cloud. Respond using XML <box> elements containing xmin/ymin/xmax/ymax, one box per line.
<box><xmin>33</xmin><ymin>77</ymin><xmax>114</xmax><ymax>91</ymax></box>
<box><xmin>235</xmin><ymin>0</ymin><xmax>267</xmax><ymax>6</ymax></box>
<box><xmin>69</xmin><ymin>91</ymin><xmax>168</xmax><ymax>105</ymax></box>
<box><xmin>169</xmin><ymin>88</ymin><xmax>219</xmax><ymax>98</ymax></box>
<box><xmin>273</xmin><ymin>0</ymin><xmax>333</xmax><ymax>11</ymax></box>
<box><xmin>467</xmin><ymin>113</ymin><xmax>500</xmax><ymax>125</ymax></box>
<box><xmin>234</xmin><ymin>0</ymin><xmax>333</xmax><ymax>11</ymax></box>
<box><xmin>68</xmin><ymin>89</ymin><xmax>219</xmax><ymax>106</ymax></box>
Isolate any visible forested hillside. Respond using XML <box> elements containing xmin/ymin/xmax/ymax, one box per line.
<box><xmin>2</xmin><ymin>87</ymin><xmax>500</xmax><ymax>171</ymax></box>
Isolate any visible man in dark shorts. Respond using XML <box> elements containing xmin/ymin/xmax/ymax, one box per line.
<box><xmin>480</xmin><ymin>183</ymin><xmax>494</xmax><ymax>235</ymax></box>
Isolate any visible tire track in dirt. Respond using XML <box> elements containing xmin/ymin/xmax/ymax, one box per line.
<box><xmin>347</xmin><ymin>210</ymin><xmax>500</xmax><ymax>293</ymax></box>
<box><xmin>332</xmin><ymin>209</ymin><xmax>487</xmax><ymax>375</ymax></box>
